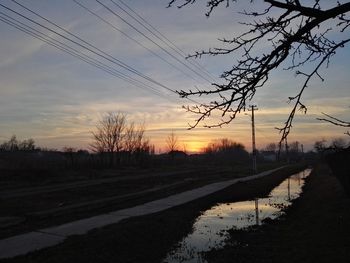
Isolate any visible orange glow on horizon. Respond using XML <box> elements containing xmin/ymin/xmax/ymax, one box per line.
<box><xmin>184</xmin><ymin>141</ymin><xmax>206</xmax><ymax>153</ymax></box>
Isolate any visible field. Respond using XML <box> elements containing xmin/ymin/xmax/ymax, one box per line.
<box><xmin>2</xmin><ymin>162</ymin><xmax>349</xmax><ymax>263</ymax></box>
<box><xmin>0</xmin><ymin>162</ymin><xmax>280</xmax><ymax>239</ymax></box>
<box><xmin>1</xmin><ymin>164</ymin><xmax>307</xmax><ymax>263</ymax></box>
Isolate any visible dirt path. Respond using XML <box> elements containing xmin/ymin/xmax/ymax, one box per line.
<box><xmin>0</xmin><ymin>166</ymin><xmax>239</xmax><ymax>238</ymax></box>
<box><xmin>1</xmin><ymin>164</ymin><xmax>307</xmax><ymax>263</ymax></box>
<box><xmin>0</xmin><ymin>167</ymin><xmax>285</xmax><ymax>259</ymax></box>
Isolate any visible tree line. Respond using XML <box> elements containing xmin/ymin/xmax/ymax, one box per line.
<box><xmin>0</xmin><ymin>135</ymin><xmax>37</xmax><ymax>152</ymax></box>
<box><xmin>2</xmin><ymin>111</ymin><xmax>348</xmax><ymax>170</ymax></box>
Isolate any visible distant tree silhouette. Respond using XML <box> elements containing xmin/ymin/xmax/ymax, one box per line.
<box><xmin>90</xmin><ymin>112</ymin><xmax>127</xmax><ymax>166</ymax></box>
<box><xmin>289</xmin><ymin>141</ymin><xmax>300</xmax><ymax>153</ymax></box>
<box><xmin>264</xmin><ymin>142</ymin><xmax>277</xmax><ymax>153</ymax></box>
<box><xmin>204</xmin><ymin>138</ymin><xmax>245</xmax><ymax>153</ymax></box>
<box><xmin>0</xmin><ymin>135</ymin><xmax>36</xmax><ymax>151</ymax></box>
<box><xmin>166</xmin><ymin>131</ymin><xmax>179</xmax><ymax>153</ymax></box>
<box><xmin>168</xmin><ymin>0</ymin><xmax>350</xmax><ymax>147</ymax></box>
<box><xmin>331</xmin><ymin>137</ymin><xmax>348</xmax><ymax>149</ymax></box>
<box><xmin>203</xmin><ymin>138</ymin><xmax>249</xmax><ymax>164</ymax></box>
<box><xmin>124</xmin><ymin>122</ymin><xmax>153</xmax><ymax>164</ymax></box>
<box><xmin>125</xmin><ymin>122</ymin><xmax>147</xmax><ymax>153</ymax></box>
<box><xmin>314</xmin><ymin>139</ymin><xmax>327</xmax><ymax>153</ymax></box>
<box><xmin>313</xmin><ymin>137</ymin><xmax>348</xmax><ymax>155</ymax></box>
<box><xmin>90</xmin><ymin>113</ymin><xmax>152</xmax><ymax>167</ymax></box>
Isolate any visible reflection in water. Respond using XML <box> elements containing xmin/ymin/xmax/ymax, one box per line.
<box><xmin>163</xmin><ymin>168</ymin><xmax>312</xmax><ymax>263</ymax></box>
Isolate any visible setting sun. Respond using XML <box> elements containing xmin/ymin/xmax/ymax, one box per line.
<box><xmin>183</xmin><ymin>140</ymin><xmax>206</xmax><ymax>153</ymax></box>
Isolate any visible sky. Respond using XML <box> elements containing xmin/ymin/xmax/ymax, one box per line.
<box><xmin>0</xmin><ymin>0</ymin><xmax>349</xmax><ymax>153</ymax></box>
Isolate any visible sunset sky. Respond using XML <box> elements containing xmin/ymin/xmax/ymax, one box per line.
<box><xmin>0</xmin><ymin>0</ymin><xmax>349</xmax><ymax>153</ymax></box>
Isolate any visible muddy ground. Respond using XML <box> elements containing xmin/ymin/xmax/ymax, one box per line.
<box><xmin>1</xmin><ymin>164</ymin><xmax>309</xmax><ymax>263</ymax></box>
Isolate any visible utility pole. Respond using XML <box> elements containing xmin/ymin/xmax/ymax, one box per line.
<box><xmin>301</xmin><ymin>143</ymin><xmax>304</xmax><ymax>161</ymax></box>
<box><xmin>249</xmin><ymin>105</ymin><xmax>258</xmax><ymax>174</ymax></box>
<box><xmin>285</xmin><ymin>137</ymin><xmax>290</xmax><ymax>164</ymax></box>
<box><xmin>255</xmin><ymin>198</ymin><xmax>259</xmax><ymax>225</ymax></box>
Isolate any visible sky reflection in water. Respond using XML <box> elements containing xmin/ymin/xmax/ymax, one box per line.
<box><xmin>163</xmin><ymin>168</ymin><xmax>312</xmax><ymax>263</ymax></box>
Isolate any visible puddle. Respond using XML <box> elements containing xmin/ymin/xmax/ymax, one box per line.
<box><xmin>163</xmin><ymin>168</ymin><xmax>312</xmax><ymax>263</ymax></box>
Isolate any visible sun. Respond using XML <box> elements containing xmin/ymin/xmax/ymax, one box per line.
<box><xmin>184</xmin><ymin>141</ymin><xmax>206</xmax><ymax>153</ymax></box>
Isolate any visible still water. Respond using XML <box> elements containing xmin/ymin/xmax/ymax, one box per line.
<box><xmin>163</xmin><ymin>168</ymin><xmax>312</xmax><ymax>263</ymax></box>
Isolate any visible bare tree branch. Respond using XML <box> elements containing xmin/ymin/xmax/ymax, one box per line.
<box><xmin>169</xmin><ymin>0</ymin><xmax>350</xmax><ymax>146</ymax></box>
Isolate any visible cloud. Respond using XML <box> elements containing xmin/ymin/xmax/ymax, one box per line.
<box><xmin>0</xmin><ymin>0</ymin><xmax>349</xmax><ymax>152</ymax></box>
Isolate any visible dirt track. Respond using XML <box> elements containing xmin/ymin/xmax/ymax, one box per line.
<box><xmin>0</xmin><ymin>165</ymin><xmax>246</xmax><ymax>238</ymax></box>
<box><xmin>1</xmin><ymin>164</ymin><xmax>307</xmax><ymax>263</ymax></box>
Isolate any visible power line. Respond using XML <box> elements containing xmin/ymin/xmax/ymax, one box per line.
<box><xmin>113</xmin><ymin>0</ymin><xmax>217</xmax><ymax>83</ymax></box>
<box><xmin>71</xmin><ymin>0</ymin><xmax>202</xmax><ymax>84</ymax></box>
<box><xmin>0</xmin><ymin>11</ymin><xmax>177</xmax><ymax>102</ymax></box>
<box><xmin>0</xmin><ymin>13</ymin><xmax>168</xmax><ymax>99</ymax></box>
<box><xmin>95</xmin><ymin>0</ymin><xmax>213</xmax><ymax>84</ymax></box>
<box><xmin>1</xmin><ymin>2</ymin><xmax>177</xmax><ymax>95</ymax></box>
<box><xmin>1</xmin><ymin>1</ymin><xmax>200</xmax><ymax>105</ymax></box>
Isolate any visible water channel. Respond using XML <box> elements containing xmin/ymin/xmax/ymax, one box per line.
<box><xmin>163</xmin><ymin>168</ymin><xmax>312</xmax><ymax>263</ymax></box>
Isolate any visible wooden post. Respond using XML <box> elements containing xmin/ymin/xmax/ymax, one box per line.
<box><xmin>255</xmin><ymin>198</ymin><xmax>259</xmax><ymax>225</ymax></box>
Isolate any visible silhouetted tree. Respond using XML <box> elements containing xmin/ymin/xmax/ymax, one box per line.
<box><xmin>314</xmin><ymin>139</ymin><xmax>327</xmax><ymax>153</ymax></box>
<box><xmin>265</xmin><ymin>142</ymin><xmax>277</xmax><ymax>153</ymax></box>
<box><xmin>125</xmin><ymin>122</ymin><xmax>147</xmax><ymax>152</ymax></box>
<box><xmin>203</xmin><ymin>138</ymin><xmax>249</xmax><ymax>164</ymax></box>
<box><xmin>166</xmin><ymin>131</ymin><xmax>179</xmax><ymax>153</ymax></box>
<box><xmin>169</xmin><ymin>1</ymin><xmax>350</xmax><ymax>147</ymax></box>
<box><xmin>124</xmin><ymin>122</ymin><xmax>153</xmax><ymax>164</ymax></box>
<box><xmin>90</xmin><ymin>112</ymin><xmax>127</xmax><ymax>166</ymax></box>
<box><xmin>331</xmin><ymin>137</ymin><xmax>348</xmax><ymax>149</ymax></box>
<box><xmin>289</xmin><ymin>141</ymin><xmax>300</xmax><ymax>153</ymax></box>
<box><xmin>204</xmin><ymin>138</ymin><xmax>245</xmax><ymax>153</ymax></box>
<box><xmin>262</xmin><ymin>142</ymin><xmax>278</xmax><ymax>161</ymax></box>
<box><xmin>314</xmin><ymin>137</ymin><xmax>348</xmax><ymax>154</ymax></box>
<box><xmin>0</xmin><ymin>135</ymin><xmax>36</xmax><ymax>152</ymax></box>
<box><xmin>18</xmin><ymin>138</ymin><xmax>35</xmax><ymax>151</ymax></box>
<box><xmin>90</xmin><ymin>113</ymin><xmax>153</xmax><ymax>167</ymax></box>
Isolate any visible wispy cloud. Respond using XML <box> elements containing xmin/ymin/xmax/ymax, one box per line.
<box><xmin>0</xmin><ymin>0</ymin><xmax>349</xmax><ymax>152</ymax></box>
